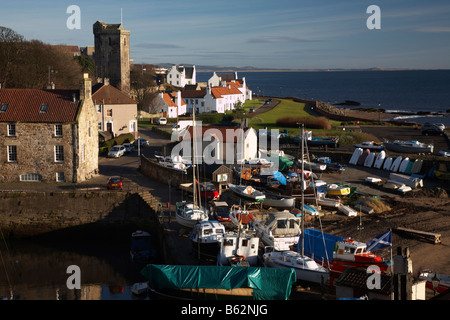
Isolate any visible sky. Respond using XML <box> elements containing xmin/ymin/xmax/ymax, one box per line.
<box><xmin>1</xmin><ymin>0</ymin><xmax>450</xmax><ymax>69</ymax></box>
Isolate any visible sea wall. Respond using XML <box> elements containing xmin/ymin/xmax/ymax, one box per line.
<box><xmin>0</xmin><ymin>190</ymin><xmax>157</xmax><ymax>239</ymax></box>
<box><xmin>140</xmin><ymin>155</ymin><xmax>187</xmax><ymax>188</ymax></box>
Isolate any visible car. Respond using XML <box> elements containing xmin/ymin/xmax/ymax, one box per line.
<box><xmin>210</xmin><ymin>201</ymin><xmax>231</xmax><ymax>222</ymax></box>
<box><xmin>157</xmin><ymin>117</ymin><xmax>167</xmax><ymax>125</ymax></box>
<box><xmin>133</xmin><ymin>138</ymin><xmax>149</xmax><ymax>147</ymax></box>
<box><xmin>107</xmin><ymin>145</ymin><xmax>126</xmax><ymax>158</ymax></box>
<box><xmin>422</xmin><ymin>127</ymin><xmax>444</xmax><ymax>136</ymax></box>
<box><xmin>123</xmin><ymin>143</ymin><xmax>135</xmax><ymax>153</ymax></box>
<box><xmin>107</xmin><ymin>176</ymin><xmax>123</xmax><ymax>190</ymax></box>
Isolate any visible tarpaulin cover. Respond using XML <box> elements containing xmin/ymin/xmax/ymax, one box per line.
<box><xmin>140</xmin><ymin>264</ymin><xmax>296</xmax><ymax>300</ymax></box>
<box><xmin>298</xmin><ymin>228</ymin><xmax>344</xmax><ymax>263</ymax></box>
<box><xmin>278</xmin><ymin>156</ymin><xmax>294</xmax><ymax>171</ymax></box>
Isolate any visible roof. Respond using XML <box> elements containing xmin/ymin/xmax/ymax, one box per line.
<box><xmin>210</xmin><ymin>86</ymin><xmax>242</xmax><ymax>99</ymax></box>
<box><xmin>216</xmin><ymin>72</ymin><xmax>237</xmax><ymax>81</ymax></box>
<box><xmin>92</xmin><ymin>84</ymin><xmax>137</xmax><ymax>105</ymax></box>
<box><xmin>181</xmin><ymin>89</ymin><xmax>206</xmax><ymax>99</ymax></box>
<box><xmin>0</xmin><ymin>89</ymin><xmax>81</xmax><ymax>123</ymax></box>
<box><xmin>162</xmin><ymin>92</ymin><xmax>186</xmax><ymax>107</ymax></box>
<box><xmin>336</xmin><ymin>267</ymin><xmax>392</xmax><ymax>296</ymax></box>
<box><xmin>184</xmin><ymin>126</ymin><xmax>254</xmax><ymax>142</ymax></box>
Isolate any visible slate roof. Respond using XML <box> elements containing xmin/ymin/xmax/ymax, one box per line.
<box><xmin>0</xmin><ymin>89</ymin><xmax>81</xmax><ymax>123</ymax></box>
<box><xmin>92</xmin><ymin>84</ymin><xmax>137</xmax><ymax>105</ymax></box>
<box><xmin>336</xmin><ymin>267</ymin><xmax>392</xmax><ymax>296</ymax></box>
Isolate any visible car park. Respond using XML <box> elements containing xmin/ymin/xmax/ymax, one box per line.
<box><xmin>107</xmin><ymin>176</ymin><xmax>123</xmax><ymax>190</ymax></box>
<box><xmin>107</xmin><ymin>145</ymin><xmax>126</xmax><ymax>158</ymax></box>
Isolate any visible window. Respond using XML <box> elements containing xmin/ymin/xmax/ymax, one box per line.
<box><xmin>107</xmin><ymin>109</ymin><xmax>112</xmax><ymax>117</ymax></box>
<box><xmin>88</xmin><ymin>121</ymin><xmax>91</xmax><ymax>137</ymax></box>
<box><xmin>56</xmin><ymin>172</ymin><xmax>64</xmax><ymax>182</ymax></box>
<box><xmin>54</xmin><ymin>124</ymin><xmax>63</xmax><ymax>137</ymax></box>
<box><xmin>7</xmin><ymin>145</ymin><xmax>17</xmax><ymax>162</ymax></box>
<box><xmin>1</xmin><ymin>104</ymin><xmax>7</xmax><ymax>112</ymax></box>
<box><xmin>97</xmin><ymin>105</ymin><xmax>101</xmax><ymax>112</ymax></box>
<box><xmin>7</xmin><ymin>123</ymin><xmax>16</xmax><ymax>136</ymax></box>
<box><xmin>20</xmin><ymin>173</ymin><xmax>41</xmax><ymax>182</ymax></box>
<box><xmin>55</xmin><ymin>145</ymin><xmax>64</xmax><ymax>162</ymax></box>
<box><xmin>98</xmin><ymin>122</ymin><xmax>102</xmax><ymax>130</ymax></box>
<box><xmin>40</xmin><ymin>103</ymin><xmax>48</xmax><ymax>113</ymax></box>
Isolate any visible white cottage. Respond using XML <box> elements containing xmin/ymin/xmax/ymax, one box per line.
<box><xmin>166</xmin><ymin>65</ymin><xmax>196</xmax><ymax>88</ymax></box>
<box><xmin>154</xmin><ymin>92</ymin><xmax>186</xmax><ymax>118</ymax></box>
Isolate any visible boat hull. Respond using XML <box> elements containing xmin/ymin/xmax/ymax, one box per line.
<box><xmin>176</xmin><ymin>213</ymin><xmax>207</xmax><ymax>228</ymax></box>
<box><xmin>191</xmin><ymin>240</ymin><xmax>220</xmax><ymax>260</ymax></box>
<box><xmin>262</xmin><ymin>193</ymin><xmax>295</xmax><ymax>209</ymax></box>
<box><xmin>264</xmin><ymin>259</ymin><xmax>329</xmax><ymax>284</ymax></box>
<box><xmin>384</xmin><ymin>142</ymin><xmax>433</xmax><ymax>154</ymax></box>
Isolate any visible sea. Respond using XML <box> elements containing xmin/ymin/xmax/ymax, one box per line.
<box><xmin>197</xmin><ymin>70</ymin><xmax>450</xmax><ymax>126</ymax></box>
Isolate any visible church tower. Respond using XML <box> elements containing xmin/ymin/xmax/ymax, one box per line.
<box><xmin>93</xmin><ymin>21</ymin><xmax>130</xmax><ymax>93</ymax></box>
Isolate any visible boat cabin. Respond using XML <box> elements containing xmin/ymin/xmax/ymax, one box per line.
<box><xmin>333</xmin><ymin>239</ymin><xmax>368</xmax><ymax>261</ymax></box>
<box><xmin>191</xmin><ymin>221</ymin><xmax>225</xmax><ymax>243</ymax></box>
<box><xmin>218</xmin><ymin>230</ymin><xmax>259</xmax><ymax>266</ymax></box>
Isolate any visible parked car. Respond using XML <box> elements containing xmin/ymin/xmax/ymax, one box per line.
<box><xmin>422</xmin><ymin>123</ymin><xmax>445</xmax><ymax>136</ymax></box>
<box><xmin>107</xmin><ymin>176</ymin><xmax>123</xmax><ymax>190</ymax></box>
<box><xmin>107</xmin><ymin>145</ymin><xmax>126</xmax><ymax>158</ymax></box>
<box><xmin>123</xmin><ymin>143</ymin><xmax>135</xmax><ymax>153</ymax></box>
<box><xmin>210</xmin><ymin>201</ymin><xmax>231</xmax><ymax>222</ymax></box>
<box><xmin>134</xmin><ymin>138</ymin><xmax>149</xmax><ymax>147</ymax></box>
<box><xmin>157</xmin><ymin>117</ymin><xmax>167</xmax><ymax>125</ymax></box>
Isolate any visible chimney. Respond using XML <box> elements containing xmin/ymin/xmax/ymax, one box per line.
<box><xmin>80</xmin><ymin>73</ymin><xmax>92</xmax><ymax>101</ymax></box>
<box><xmin>103</xmin><ymin>78</ymin><xmax>110</xmax><ymax>86</ymax></box>
<box><xmin>47</xmin><ymin>82</ymin><xmax>55</xmax><ymax>90</ymax></box>
<box><xmin>176</xmin><ymin>91</ymin><xmax>182</xmax><ymax>108</ymax></box>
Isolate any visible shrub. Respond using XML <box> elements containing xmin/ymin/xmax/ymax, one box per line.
<box><xmin>276</xmin><ymin>116</ymin><xmax>331</xmax><ymax>130</ymax></box>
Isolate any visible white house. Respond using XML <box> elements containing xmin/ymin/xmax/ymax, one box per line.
<box><xmin>166</xmin><ymin>65</ymin><xmax>196</xmax><ymax>88</ymax></box>
<box><xmin>176</xmin><ymin>126</ymin><xmax>258</xmax><ymax>164</ymax></box>
<box><xmin>208</xmin><ymin>72</ymin><xmax>252</xmax><ymax>101</ymax></box>
<box><xmin>153</xmin><ymin>92</ymin><xmax>186</xmax><ymax>118</ymax></box>
<box><xmin>181</xmin><ymin>89</ymin><xmax>206</xmax><ymax>114</ymax></box>
<box><xmin>204</xmin><ymin>85</ymin><xmax>245</xmax><ymax>113</ymax></box>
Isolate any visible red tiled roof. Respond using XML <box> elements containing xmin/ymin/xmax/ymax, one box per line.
<box><xmin>210</xmin><ymin>86</ymin><xmax>242</xmax><ymax>99</ymax></box>
<box><xmin>0</xmin><ymin>89</ymin><xmax>81</xmax><ymax>123</ymax></box>
<box><xmin>168</xmin><ymin>92</ymin><xmax>186</xmax><ymax>106</ymax></box>
<box><xmin>162</xmin><ymin>93</ymin><xmax>186</xmax><ymax>107</ymax></box>
<box><xmin>184</xmin><ymin>126</ymin><xmax>252</xmax><ymax>142</ymax></box>
<box><xmin>92</xmin><ymin>84</ymin><xmax>137</xmax><ymax>104</ymax></box>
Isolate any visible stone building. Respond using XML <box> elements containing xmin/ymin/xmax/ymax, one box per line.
<box><xmin>0</xmin><ymin>74</ymin><xmax>98</xmax><ymax>183</ymax></box>
<box><xmin>93</xmin><ymin>21</ymin><xmax>131</xmax><ymax>93</ymax></box>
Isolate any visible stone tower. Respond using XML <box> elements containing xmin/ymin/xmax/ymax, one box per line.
<box><xmin>93</xmin><ymin>21</ymin><xmax>130</xmax><ymax>93</ymax></box>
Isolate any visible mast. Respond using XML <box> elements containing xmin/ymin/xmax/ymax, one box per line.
<box><xmin>192</xmin><ymin>104</ymin><xmax>197</xmax><ymax>208</ymax></box>
<box><xmin>300</xmin><ymin>124</ymin><xmax>305</xmax><ymax>256</ymax></box>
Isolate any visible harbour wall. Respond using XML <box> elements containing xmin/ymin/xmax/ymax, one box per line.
<box><xmin>0</xmin><ymin>190</ymin><xmax>158</xmax><ymax>240</ymax></box>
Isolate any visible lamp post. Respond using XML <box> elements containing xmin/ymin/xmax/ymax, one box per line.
<box><xmin>137</xmin><ymin>135</ymin><xmax>141</xmax><ymax>167</ymax></box>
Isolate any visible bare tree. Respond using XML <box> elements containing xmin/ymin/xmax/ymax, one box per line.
<box><xmin>0</xmin><ymin>26</ymin><xmax>24</xmax><ymax>88</ymax></box>
<box><xmin>130</xmin><ymin>64</ymin><xmax>160</xmax><ymax>112</ymax></box>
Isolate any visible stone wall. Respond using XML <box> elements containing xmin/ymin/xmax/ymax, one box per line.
<box><xmin>140</xmin><ymin>155</ymin><xmax>188</xmax><ymax>188</ymax></box>
<box><xmin>0</xmin><ymin>190</ymin><xmax>156</xmax><ymax>239</ymax></box>
<box><xmin>0</xmin><ymin>122</ymin><xmax>76</xmax><ymax>182</ymax></box>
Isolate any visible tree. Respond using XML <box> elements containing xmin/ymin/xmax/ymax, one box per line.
<box><xmin>0</xmin><ymin>26</ymin><xmax>24</xmax><ymax>88</ymax></box>
<box><xmin>130</xmin><ymin>64</ymin><xmax>159</xmax><ymax>112</ymax></box>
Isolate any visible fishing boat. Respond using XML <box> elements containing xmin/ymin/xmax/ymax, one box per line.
<box><xmin>326</xmin><ymin>183</ymin><xmax>351</xmax><ymax>196</ymax></box>
<box><xmin>263</xmin><ymin>248</ymin><xmax>329</xmax><ymax>285</ymax></box>
<box><xmin>383</xmin><ymin>140</ymin><xmax>434</xmax><ymax>154</ymax></box>
<box><xmin>253</xmin><ymin>211</ymin><xmax>301</xmax><ymax>251</ymax></box>
<box><xmin>418</xmin><ymin>270</ymin><xmax>450</xmax><ymax>293</ymax></box>
<box><xmin>300</xmin><ymin>228</ymin><xmax>389</xmax><ymax>280</ymax></box>
<box><xmin>228</xmin><ymin>183</ymin><xmax>266</xmax><ymax>202</ymax></box>
<box><xmin>261</xmin><ymin>191</ymin><xmax>295</xmax><ymax>209</ymax></box>
<box><xmin>298</xmin><ymin>159</ymin><xmax>327</xmax><ymax>172</ymax></box>
<box><xmin>217</xmin><ymin>229</ymin><xmax>260</xmax><ymax>266</ymax></box>
<box><xmin>190</xmin><ymin>220</ymin><xmax>226</xmax><ymax>260</ymax></box>
<box><xmin>291</xmin><ymin>205</ymin><xmax>319</xmax><ymax>217</ymax></box>
<box><xmin>140</xmin><ymin>264</ymin><xmax>296</xmax><ymax>300</ymax></box>
<box><xmin>175</xmin><ymin>201</ymin><xmax>209</xmax><ymax>228</ymax></box>
<box><xmin>354</xmin><ymin>141</ymin><xmax>385</xmax><ymax>151</ymax></box>
<box><xmin>294</xmin><ymin>135</ymin><xmax>339</xmax><ymax>148</ymax></box>
<box><xmin>130</xmin><ymin>230</ymin><xmax>156</xmax><ymax>263</ymax></box>
<box><xmin>229</xmin><ymin>206</ymin><xmax>254</xmax><ymax>229</ymax></box>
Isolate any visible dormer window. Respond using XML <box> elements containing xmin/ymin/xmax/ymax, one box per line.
<box><xmin>1</xmin><ymin>104</ymin><xmax>7</xmax><ymax>112</ymax></box>
<box><xmin>40</xmin><ymin>103</ymin><xmax>48</xmax><ymax>113</ymax></box>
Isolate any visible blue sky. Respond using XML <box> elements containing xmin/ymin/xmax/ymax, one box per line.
<box><xmin>1</xmin><ymin>0</ymin><xmax>450</xmax><ymax>69</ymax></box>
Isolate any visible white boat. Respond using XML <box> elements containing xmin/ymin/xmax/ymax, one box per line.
<box><xmin>254</xmin><ymin>210</ymin><xmax>301</xmax><ymax>251</ymax></box>
<box><xmin>384</xmin><ymin>140</ymin><xmax>434</xmax><ymax>154</ymax></box>
<box><xmin>175</xmin><ymin>201</ymin><xmax>209</xmax><ymax>228</ymax></box>
<box><xmin>338</xmin><ymin>205</ymin><xmax>357</xmax><ymax>217</ymax></box>
<box><xmin>217</xmin><ymin>229</ymin><xmax>260</xmax><ymax>266</ymax></box>
<box><xmin>191</xmin><ymin>220</ymin><xmax>226</xmax><ymax>260</ymax></box>
<box><xmin>354</xmin><ymin>141</ymin><xmax>385</xmax><ymax>151</ymax></box>
<box><xmin>373</xmin><ymin>151</ymin><xmax>386</xmax><ymax>169</ymax></box>
<box><xmin>131</xmin><ymin>282</ymin><xmax>148</xmax><ymax>296</ymax></box>
<box><xmin>298</xmin><ymin>159</ymin><xmax>327</xmax><ymax>172</ymax></box>
<box><xmin>228</xmin><ymin>183</ymin><xmax>266</xmax><ymax>203</ymax></box>
<box><xmin>349</xmin><ymin>148</ymin><xmax>363</xmax><ymax>165</ymax></box>
<box><xmin>263</xmin><ymin>249</ymin><xmax>329</xmax><ymax>285</ymax></box>
<box><xmin>418</xmin><ymin>270</ymin><xmax>450</xmax><ymax>293</ymax></box>
<box><xmin>262</xmin><ymin>191</ymin><xmax>295</xmax><ymax>209</ymax></box>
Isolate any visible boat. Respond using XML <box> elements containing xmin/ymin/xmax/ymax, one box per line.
<box><xmin>175</xmin><ymin>201</ymin><xmax>209</xmax><ymax>228</ymax></box>
<box><xmin>326</xmin><ymin>183</ymin><xmax>351</xmax><ymax>196</ymax></box>
<box><xmin>398</xmin><ymin>157</ymin><xmax>410</xmax><ymax>173</ymax></box>
<box><xmin>337</xmin><ymin>205</ymin><xmax>357</xmax><ymax>217</ymax></box>
<box><xmin>263</xmin><ymin>248</ymin><xmax>329</xmax><ymax>285</ymax></box>
<box><xmin>439</xmin><ymin>150</ymin><xmax>450</xmax><ymax>157</ymax></box>
<box><xmin>140</xmin><ymin>264</ymin><xmax>297</xmax><ymax>300</ymax></box>
<box><xmin>357</xmin><ymin>149</ymin><xmax>370</xmax><ymax>166</ymax></box>
<box><xmin>191</xmin><ymin>220</ymin><xmax>226</xmax><ymax>260</ymax></box>
<box><xmin>229</xmin><ymin>206</ymin><xmax>255</xmax><ymax>229</ymax></box>
<box><xmin>217</xmin><ymin>229</ymin><xmax>260</xmax><ymax>266</ymax></box>
<box><xmin>373</xmin><ymin>151</ymin><xmax>386</xmax><ymax>169</ymax></box>
<box><xmin>390</xmin><ymin>156</ymin><xmax>402</xmax><ymax>172</ymax></box>
<box><xmin>383</xmin><ymin>157</ymin><xmax>393</xmax><ymax>170</ymax></box>
<box><xmin>434</xmin><ymin>169</ymin><xmax>450</xmax><ymax>180</ymax></box>
<box><xmin>175</xmin><ymin>106</ymin><xmax>209</xmax><ymax>228</ymax></box>
<box><xmin>254</xmin><ymin>211</ymin><xmax>301</xmax><ymax>251</ymax></box>
<box><xmin>291</xmin><ymin>205</ymin><xmax>319</xmax><ymax>217</ymax></box>
<box><xmin>298</xmin><ymin>159</ymin><xmax>327</xmax><ymax>172</ymax></box>
<box><xmin>418</xmin><ymin>270</ymin><xmax>450</xmax><ymax>293</ymax></box>
<box><xmin>294</xmin><ymin>132</ymin><xmax>339</xmax><ymax>148</ymax></box>
<box><xmin>130</xmin><ymin>230</ymin><xmax>156</xmax><ymax>263</ymax></box>
<box><xmin>300</xmin><ymin>228</ymin><xmax>389</xmax><ymax>280</ymax></box>
<box><xmin>227</xmin><ymin>183</ymin><xmax>266</xmax><ymax>202</ymax></box>
<box><xmin>364</xmin><ymin>152</ymin><xmax>376</xmax><ymax>167</ymax></box>
<box><xmin>354</xmin><ymin>141</ymin><xmax>385</xmax><ymax>151</ymax></box>
<box><xmin>261</xmin><ymin>191</ymin><xmax>295</xmax><ymax>209</ymax></box>
<box><xmin>180</xmin><ymin>182</ymin><xmax>219</xmax><ymax>201</ymax></box>
<box><xmin>383</xmin><ymin>140</ymin><xmax>434</xmax><ymax>154</ymax></box>
<box><xmin>349</xmin><ymin>148</ymin><xmax>363</xmax><ymax>165</ymax></box>
<box><xmin>131</xmin><ymin>282</ymin><xmax>149</xmax><ymax>296</ymax></box>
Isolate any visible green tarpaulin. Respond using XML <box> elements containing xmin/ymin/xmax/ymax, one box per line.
<box><xmin>278</xmin><ymin>156</ymin><xmax>294</xmax><ymax>171</ymax></box>
<box><xmin>141</xmin><ymin>264</ymin><xmax>296</xmax><ymax>300</ymax></box>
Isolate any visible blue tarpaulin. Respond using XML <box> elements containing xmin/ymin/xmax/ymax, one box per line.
<box><xmin>298</xmin><ymin>228</ymin><xmax>344</xmax><ymax>263</ymax></box>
